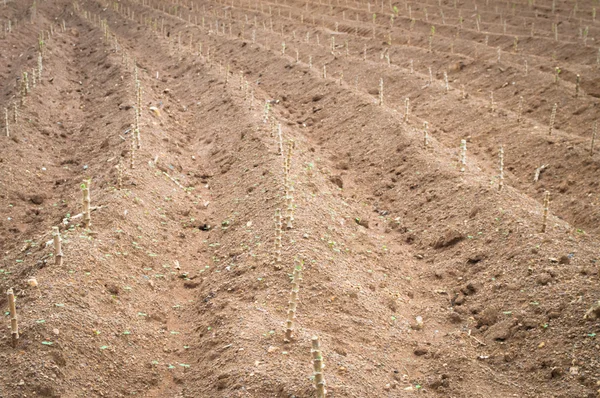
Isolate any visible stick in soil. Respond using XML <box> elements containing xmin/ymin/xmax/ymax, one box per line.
<box><xmin>130</xmin><ymin>134</ymin><xmax>135</xmax><ymax>169</ymax></box>
<box><xmin>81</xmin><ymin>181</ymin><xmax>91</xmax><ymax>229</ymax></box>
<box><xmin>379</xmin><ymin>78</ymin><xmax>383</xmax><ymax>106</ymax></box>
<box><xmin>7</xmin><ymin>289</ymin><xmax>18</xmax><ymax>348</ymax></box>
<box><xmin>13</xmin><ymin>103</ymin><xmax>17</xmax><ymax>123</ymax></box>
<box><xmin>423</xmin><ymin>121</ymin><xmax>429</xmax><ymax>149</ymax></box>
<box><xmin>498</xmin><ymin>145</ymin><xmax>504</xmax><ymax>191</ymax></box>
<box><xmin>53</xmin><ymin>226</ymin><xmax>63</xmax><ymax>265</ymax></box>
<box><xmin>311</xmin><ymin>336</ymin><xmax>327</xmax><ymax>398</ymax></box>
<box><xmin>277</xmin><ymin>123</ymin><xmax>284</xmax><ymax>155</ymax></box>
<box><xmin>4</xmin><ymin>107</ymin><xmax>8</xmax><ymax>137</ymax></box>
<box><xmin>117</xmin><ymin>158</ymin><xmax>123</xmax><ymax>190</ymax></box>
<box><xmin>285</xmin><ymin>140</ymin><xmax>295</xmax><ymax>229</ymax></box>
<box><xmin>575</xmin><ymin>74</ymin><xmax>580</xmax><ymax>97</ymax></box>
<box><xmin>541</xmin><ymin>191</ymin><xmax>550</xmax><ymax>233</ymax></box>
<box><xmin>459</xmin><ymin>139</ymin><xmax>467</xmax><ymax>172</ymax></box>
<box><xmin>136</xmin><ymin>80</ymin><xmax>142</xmax><ymax>149</ymax></box>
<box><xmin>549</xmin><ymin>103</ymin><xmax>557</xmax><ymax>135</ymax></box>
<box><xmin>591</xmin><ymin>121</ymin><xmax>597</xmax><ymax>156</ymax></box>
<box><xmin>274</xmin><ymin>209</ymin><xmax>283</xmax><ymax>269</ymax></box>
<box><xmin>404</xmin><ymin>98</ymin><xmax>409</xmax><ymax>122</ymax></box>
<box><xmin>284</xmin><ymin>261</ymin><xmax>302</xmax><ymax>341</ymax></box>
<box><xmin>517</xmin><ymin>96</ymin><xmax>523</xmax><ymax>122</ymax></box>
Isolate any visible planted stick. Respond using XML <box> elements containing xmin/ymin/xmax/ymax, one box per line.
<box><xmin>81</xmin><ymin>180</ymin><xmax>91</xmax><ymax>228</ymax></box>
<box><xmin>7</xmin><ymin>289</ymin><xmax>18</xmax><ymax>348</ymax></box>
<box><xmin>404</xmin><ymin>98</ymin><xmax>409</xmax><ymax>122</ymax></box>
<box><xmin>284</xmin><ymin>261</ymin><xmax>302</xmax><ymax>341</ymax></box>
<box><xmin>311</xmin><ymin>336</ymin><xmax>327</xmax><ymax>398</ymax></box>
<box><xmin>541</xmin><ymin>191</ymin><xmax>550</xmax><ymax>233</ymax></box>
<box><xmin>591</xmin><ymin>121</ymin><xmax>597</xmax><ymax>156</ymax></box>
<box><xmin>274</xmin><ymin>209</ymin><xmax>283</xmax><ymax>269</ymax></box>
<box><xmin>284</xmin><ymin>140</ymin><xmax>295</xmax><ymax>229</ymax></box>
<box><xmin>490</xmin><ymin>91</ymin><xmax>495</xmax><ymax>113</ymax></box>
<box><xmin>517</xmin><ymin>96</ymin><xmax>523</xmax><ymax>122</ymax></box>
<box><xmin>117</xmin><ymin>158</ymin><xmax>123</xmax><ymax>190</ymax></box>
<box><xmin>277</xmin><ymin>123</ymin><xmax>284</xmax><ymax>155</ymax></box>
<box><xmin>130</xmin><ymin>134</ymin><xmax>135</xmax><ymax>169</ymax></box>
<box><xmin>549</xmin><ymin>103</ymin><xmax>557</xmax><ymax>135</ymax></box>
<box><xmin>498</xmin><ymin>145</ymin><xmax>504</xmax><ymax>191</ymax></box>
<box><xmin>23</xmin><ymin>72</ymin><xmax>29</xmax><ymax>95</ymax></box>
<box><xmin>379</xmin><ymin>78</ymin><xmax>383</xmax><ymax>105</ymax></box>
<box><xmin>443</xmin><ymin>71</ymin><xmax>449</xmax><ymax>93</ymax></box>
<box><xmin>52</xmin><ymin>226</ymin><xmax>63</xmax><ymax>265</ymax></box>
<box><xmin>423</xmin><ymin>121</ymin><xmax>429</xmax><ymax>149</ymax></box>
<box><xmin>459</xmin><ymin>139</ymin><xmax>467</xmax><ymax>171</ymax></box>
<box><xmin>575</xmin><ymin>74</ymin><xmax>580</xmax><ymax>97</ymax></box>
<box><xmin>13</xmin><ymin>103</ymin><xmax>17</xmax><ymax>123</ymax></box>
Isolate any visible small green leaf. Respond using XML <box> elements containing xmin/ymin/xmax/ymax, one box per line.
<box><xmin>41</xmin><ymin>341</ymin><xmax>53</xmax><ymax>345</ymax></box>
<box><xmin>99</xmin><ymin>345</ymin><xmax>109</xmax><ymax>350</ymax></box>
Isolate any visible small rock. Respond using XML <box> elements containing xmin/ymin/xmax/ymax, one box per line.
<box><xmin>105</xmin><ymin>283</ymin><xmax>119</xmax><ymax>295</ymax></box>
<box><xmin>485</xmin><ymin>318</ymin><xmax>515</xmax><ymax>341</ymax></box>
<box><xmin>558</xmin><ymin>255</ymin><xmax>570</xmax><ymax>265</ymax></box>
<box><xmin>476</xmin><ymin>307</ymin><xmax>498</xmax><ymax>327</ymax></box>
<box><xmin>448</xmin><ymin>312</ymin><xmax>462</xmax><ymax>324</ymax></box>
<box><xmin>584</xmin><ymin>301</ymin><xmax>600</xmax><ymax>320</ymax></box>
<box><xmin>548</xmin><ymin>257</ymin><xmax>559</xmax><ymax>263</ymax></box>
<box><xmin>30</xmin><ymin>195</ymin><xmax>45</xmax><ymax>205</ymax></box>
<box><xmin>536</xmin><ymin>273</ymin><xmax>552</xmax><ymax>286</ymax></box>
<box><xmin>413</xmin><ymin>346</ymin><xmax>428</xmax><ymax>356</ymax></box>
<box><xmin>17</xmin><ymin>380</ymin><xmax>24</xmax><ymax>386</ymax></box>
<box><xmin>267</xmin><ymin>346</ymin><xmax>279</xmax><ymax>354</ymax></box>
<box><xmin>329</xmin><ymin>175</ymin><xmax>343</xmax><ymax>189</ymax></box>
<box><xmin>183</xmin><ymin>281</ymin><xmax>200</xmax><ymax>289</ymax></box>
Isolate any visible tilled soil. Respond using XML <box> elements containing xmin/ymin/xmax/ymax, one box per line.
<box><xmin>1</xmin><ymin>0</ymin><xmax>599</xmax><ymax>397</ymax></box>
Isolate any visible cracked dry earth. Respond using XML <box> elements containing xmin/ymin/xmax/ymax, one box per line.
<box><xmin>1</xmin><ymin>0</ymin><xmax>599</xmax><ymax>397</ymax></box>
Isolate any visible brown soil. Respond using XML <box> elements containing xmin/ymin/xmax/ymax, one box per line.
<box><xmin>1</xmin><ymin>0</ymin><xmax>599</xmax><ymax>397</ymax></box>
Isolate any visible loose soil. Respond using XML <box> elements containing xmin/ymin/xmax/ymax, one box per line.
<box><xmin>1</xmin><ymin>0</ymin><xmax>599</xmax><ymax>397</ymax></box>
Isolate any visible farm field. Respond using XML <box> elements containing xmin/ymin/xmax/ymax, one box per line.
<box><xmin>1</xmin><ymin>0</ymin><xmax>599</xmax><ymax>396</ymax></box>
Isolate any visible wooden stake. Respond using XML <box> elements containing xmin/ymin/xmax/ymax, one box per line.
<box><xmin>591</xmin><ymin>121</ymin><xmax>597</xmax><ymax>156</ymax></box>
<box><xmin>274</xmin><ymin>209</ymin><xmax>282</xmax><ymax>269</ymax></box>
<box><xmin>460</xmin><ymin>139</ymin><xmax>467</xmax><ymax>171</ymax></box>
<box><xmin>549</xmin><ymin>103</ymin><xmax>557</xmax><ymax>135</ymax></box>
<box><xmin>53</xmin><ymin>226</ymin><xmax>63</xmax><ymax>265</ymax></box>
<box><xmin>81</xmin><ymin>181</ymin><xmax>91</xmax><ymax>228</ymax></box>
<box><xmin>498</xmin><ymin>146</ymin><xmax>504</xmax><ymax>191</ymax></box>
<box><xmin>284</xmin><ymin>261</ymin><xmax>302</xmax><ymax>341</ymax></box>
<box><xmin>7</xmin><ymin>288</ymin><xmax>18</xmax><ymax>348</ymax></box>
<box><xmin>541</xmin><ymin>191</ymin><xmax>550</xmax><ymax>233</ymax></box>
<box><xmin>311</xmin><ymin>336</ymin><xmax>327</xmax><ymax>397</ymax></box>
<box><xmin>4</xmin><ymin>107</ymin><xmax>8</xmax><ymax>137</ymax></box>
